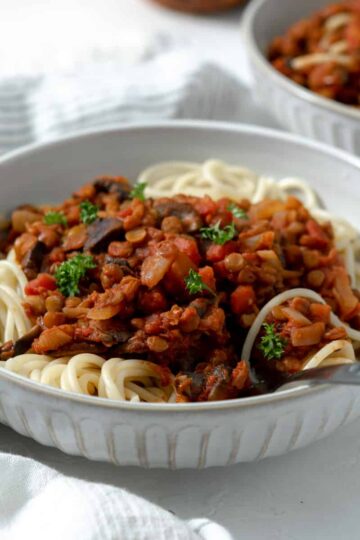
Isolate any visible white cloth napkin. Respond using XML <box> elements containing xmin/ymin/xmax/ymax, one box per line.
<box><xmin>0</xmin><ymin>44</ymin><xmax>246</xmax><ymax>155</ymax></box>
<box><xmin>0</xmin><ymin>452</ymin><xmax>233</xmax><ymax>540</ymax></box>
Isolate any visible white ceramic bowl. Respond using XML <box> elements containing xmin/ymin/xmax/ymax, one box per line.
<box><xmin>242</xmin><ymin>0</ymin><xmax>360</xmax><ymax>155</ymax></box>
<box><xmin>1</xmin><ymin>121</ymin><xmax>360</xmax><ymax>468</ymax></box>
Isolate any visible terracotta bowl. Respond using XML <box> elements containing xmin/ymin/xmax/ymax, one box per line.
<box><xmin>151</xmin><ymin>0</ymin><xmax>244</xmax><ymax>13</ymax></box>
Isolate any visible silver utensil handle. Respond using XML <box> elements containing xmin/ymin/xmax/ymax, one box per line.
<box><xmin>290</xmin><ymin>363</ymin><xmax>360</xmax><ymax>386</ymax></box>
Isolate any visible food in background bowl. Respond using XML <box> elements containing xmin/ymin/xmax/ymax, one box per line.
<box><xmin>151</xmin><ymin>0</ymin><xmax>244</xmax><ymax>13</ymax></box>
<box><xmin>268</xmin><ymin>2</ymin><xmax>360</xmax><ymax>107</ymax></box>
<box><xmin>1</xmin><ymin>159</ymin><xmax>359</xmax><ymax>404</ymax></box>
<box><xmin>242</xmin><ymin>0</ymin><xmax>360</xmax><ymax>153</ymax></box>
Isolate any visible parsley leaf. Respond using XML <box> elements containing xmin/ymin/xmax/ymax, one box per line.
<box><xmin>130</xmin><ymin>182</ymin><xmax>147</xmax><ymax>201</ymax></box>
<box><xmin>80</xmin><ymin>200</ymin><xmax>99</xmax><ymax>225</ymax></box>
<box><xmin>55</xmin><ymin>254</ymin><xmax>96</xmax><ymax>297</ymax></box>
<box><xmin>184</xmin><ymin>268</ymin><xmax>215</xmax><ymax>296</ymax></box>
<box><xmin>43</xmin><ymin>211</ymin><xmax>67</xmax><ymax>226</ymax></box>
<box><xmin>258</xmin><ymin>323</ymin><xmax>287</xmax><ymax>360</ymax></box>
<box><xmin>227</xmin><ymin>203</ymin><xmax>249</xmax><ymax>220</ymax></box>
<box><xmin>200</xmin><ymin>220</ymin><xmax>236</xmax><ymax>245</ymax></box>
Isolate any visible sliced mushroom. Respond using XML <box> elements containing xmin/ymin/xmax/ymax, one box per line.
<box><xmin>154</xmin><ymin>200</ymin><xmax>203</xmax><ymax>232</ymax></box>
<box><xmin>93</xmin><ymin>177</ymin><xmax>132</xmax><ymax>201</ymax></box>
<box><xmin>84</xmin><ymin>218</ymin><xmax>123</xmax><ymax>252</ymax></box>
<box><xmin>21</xmin><ymin>241</ymin><xmax>47</xmax><ymax>279</ymax></box>
<box><xmin>13</xmin><ymin>325</ymin><xmax>42</xmax><ymax>356</ymax></box>
<box><xmin>49</xmin><ymin>342</ymin><xmax>108</xmax><ymax>358</ymax></box>
<box><xmin>0</xmin><ymin>340</ymin><xmax>15</xmax><ymax>361</ymax></box>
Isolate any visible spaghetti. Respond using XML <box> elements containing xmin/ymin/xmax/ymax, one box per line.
<box><xmin>0</xmin><ymin>159</ymin><xmax>359</xmax><ymax>402</ymax></box>
<box><xmin>0</xmin><ymin>353</ymin><xmax>174</xmax><ymax>403</ymax></box>
<box><xmin>139</xmin><ymin>159</ymin><xmax>318</xmax><ymax>206</ymax></box>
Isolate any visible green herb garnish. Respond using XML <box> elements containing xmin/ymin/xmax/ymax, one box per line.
<box><xmin>200</xmin><ymin>220</ymin><xmax>236</xmax><ymax>245</ymax></box>
<box><xmin>184</xmin><ymin>268</ymin><xmax>215</xmax><ymax>296</ymax></box>
<box><xmin>80</xmin><ymin>200</ymin><xmax>99</xmax><ymax>225</ymax></box>
<box><xmin>130</xmin><ymin>182</ymin><xmax>147</xmax><ymax>201</ymax></box>
<box><xmin>227</xmin><ymin>203</ymin><xmax>249</xmax><ymax>220</ymax></box>
<box><xmin>258</xmin><ymin>323</ymin><xmax>287</xmax><ymax>360</ymax></box>
<box><xmin>55</xmin><ymin>254</ymin><xmax>96</xmax><ymax>297</ymax></box>
<box><xmin>43</xmin><ymin>211</ymin><xmax>67</xmax><ymax>226</ymax></box>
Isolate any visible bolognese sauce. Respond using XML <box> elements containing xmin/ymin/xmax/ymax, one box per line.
<box><xmin>0</xmin><ymin>174</ymin><xmax>358</xmax><ymax>401</ymax></box>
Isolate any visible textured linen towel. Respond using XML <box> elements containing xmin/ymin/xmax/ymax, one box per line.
<box><xmin>0</xmin><ymin>452</ymin><xmax>233</xmax><ymax>540</ymax></box>
<box><xmin>0</xmin><ymin>46</ymin><xmax>244</xmax><ymax>155</ymax></box>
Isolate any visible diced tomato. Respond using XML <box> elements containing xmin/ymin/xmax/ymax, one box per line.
<box><xmin>303</xmin><ymin>219</ymin><xmax>329</xmax><ymax>249</ymax></box>
<box><xmin>163</xmin><ymin>252</ymin><xmax>195</xmax><ymax>295</ymax></box>
<box><xmin>213</xmin><ymin>261</ymin><xmax>227</xmax><ymax>279</ymax></box>
<box><xmin>25</xmin><ymin>273</ymin><xmax>57</xmax><ymax>296</ymax></box>
<box><xmin>309</xmin><ymin>303</ymin><xmax>331</xmax><ymax>323</ymax></box>
<box><xmin>206</xmin><ymin>244</ymin><xmax>227</xmax><ymax>262</ymax></box>
<box><xmin>194</xmin><ymin>196</ymin><xmax>217</xmax><ymax>218</ymax></box>
<box><xmin>231</xmin><ymin>360</ymin><xmax>249</xmax><ymax>390</ymax></box>
<box><xmin>306</xmin><ymin>220</ymin><xmax>328</xmax><ymax>238</ymax></box>
<box><xmin>291</xmin><ymin>322</ymin><xmax>325</xmax><ymax>347</ymax></box>
<box><xmin>138</xmin><ymin>289</ymin><xmax>168</xmax><ymax>314</ymax></box>
<box><xmin>230</xmin><ymin>285</ymin><xmax>256</xmax><ymax>314</ymax></box>
<box><xmin>153</xmin><ymin>365</ymin><xmax>173</xmax><ymax>387</ymax></box>
<box><xmin>117</xmin><ymin>207</ymin><xmax>132</xmax><ymax>218</ymax></box>
<box><xmin>242</xmin><ymin>252</ymin><xmax>258</xmax><ymax>264</ymax></box>
<box><xmin>48</xmin><ymin>247</ymin><xmax>66</xmax><ymax>264</ymax></box>
<box><xmin>206</xmin><ymin>241</ymin><xmax>236</xmax><ymax>262</ymax></box>
<box><xmin>172</xmin><ymin>236</ymin><xmax>201</xmax><ymax>265</ymax></box>
<box><xmin>198</xmin><ymin>266</ymin><xmax>216</xmax><ymax>291</ymax></box>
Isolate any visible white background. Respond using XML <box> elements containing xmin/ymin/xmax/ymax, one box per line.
<box><xmin>1</xmin><ymin>1</ymin><xmax>360</xmax><ymax>539</ymax></box>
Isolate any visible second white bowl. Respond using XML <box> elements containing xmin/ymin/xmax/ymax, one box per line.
<box><xmin>242</xmin><ymin>0</ymin><xmax>360</xmax><ymax>155</ymax></box>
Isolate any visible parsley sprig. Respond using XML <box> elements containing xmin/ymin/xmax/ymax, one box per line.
<box><xmin>130</xmin><ymin>182</ymin><xmax>147</xmax><ymax>201</ymax></box>
<box><xmin>227</xmin><ymin>203</ymin><xmax>249</xmax><ymax>220</ymax></box>
<box><xmin>55</xmin><ymin>254</ymin><xmax>96</xmax><ymax>297</ymax></box>
<box><xmin>258</xmin><ymin>323</ymin><xmax>287</xmax><ymax>360</ymax></box>
<box><xmin>43</xmin><ymin>211</ymin><xmax>67</xmax><ymax>226</ymax></box>
<box><xmin>184</xmin><ymin>268</ymin><xmax>215</xmax><ymax>296</ymax></box>
<box><xmin>200</xmin><ymin>220</ymin><xmax>236</xmax><ymax>245</ymax></box>
<box><xmin>80</xmin><ymin>200</ymin><xmax>99</xmax><ymax>225</ymax></box>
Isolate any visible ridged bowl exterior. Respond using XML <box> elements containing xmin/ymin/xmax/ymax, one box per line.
<box><xmin>242</xmin><ymin>0</ymin><xmax>360</xmax><ymax>155</ymax></box>
<box><xmin>1</xmin><ymin>121</ymin><xmax>360</xmax><ymax>467</ymax></box>
<box><xmin>1</xmin><ymin>373</ymin><xmax>360</xmax><ymax>468</ymax></box>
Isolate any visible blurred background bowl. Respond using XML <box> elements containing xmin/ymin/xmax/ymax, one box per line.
<box><xmin>242</xmin><ymin>0</ymin><xmax>360</xmax><ymax>155</ymax></box>
<box><xmin>152</xmin><ymin>0</ymin><xmax>244</xmax><ymax>13</ymax></box>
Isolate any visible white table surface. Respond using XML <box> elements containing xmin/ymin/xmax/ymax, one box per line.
<box><xmin>1</xmin><ymin>1</ymin><xmax>360</xmax><ymax>539</ymax></box>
